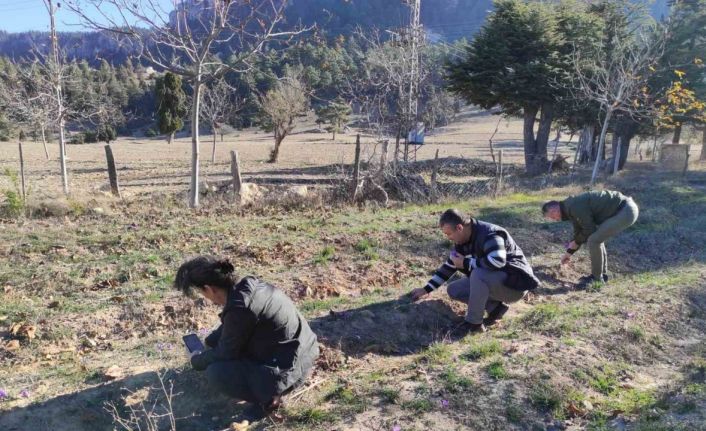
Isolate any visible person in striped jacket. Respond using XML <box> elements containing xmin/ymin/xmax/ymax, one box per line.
<box><xmin>409</xmin><ymin>209</ymin><xmax>540</xmax><ymax>335</ymax></box>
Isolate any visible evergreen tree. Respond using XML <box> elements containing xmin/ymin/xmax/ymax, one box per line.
<box><xmin>155</xmin><ymin>72</ymin><xmax>186</xmax><ymax>144</ymax></box>
<box><xmin>315</xmin><ymin>98</ymin><xmax>351</xmax><ymax>140</ymax></box>
<box><xmin>446</xmin><ymin>0</ymin><xmax>563</xmax><ymax>175</ymax></box>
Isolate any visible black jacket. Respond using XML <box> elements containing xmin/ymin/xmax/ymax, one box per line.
<box><xmin>191</xmin><ymin>277</ymin><xmax>319</xmax><ymax>391</ymax></box>
<box><xmin>457</xmin><ymin>219</ymin><xmax>540</xmax><ymax>291</ymax></box>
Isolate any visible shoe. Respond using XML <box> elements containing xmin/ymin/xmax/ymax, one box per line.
<box><xmin>577</xmin><ymin>275</ymin><xmax>605</xmax><ymax>289</ymax></box>
<box><xmin>483</xmin><ymin>303</ymin><xmax>509</xmax><ymax>326</ymax></box>
<box><xmin>602</xmin><ymin>273</ymin><xmax>609</xmax><ymax>283</ymax></box>
<box><xmin>450</xmin><ymin>321</ymin><xmax>486</xmax><ymax>337</ymax></box>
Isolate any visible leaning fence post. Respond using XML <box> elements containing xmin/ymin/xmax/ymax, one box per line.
<box><xmin>18</xmin><ymin>141</ymin><xmax>26</xmax><ymax>203</ymax></box>
<box><xmin>104</xmin><ymin>144</ymin><xmax>122</xmax><ymax>198</ymax></box>
<box><xmin>230</xmin><ymin>150</ymin><xmax>243</xmax><ymax>201</ymax></box>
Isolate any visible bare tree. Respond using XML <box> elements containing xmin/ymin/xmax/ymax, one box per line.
<box><xmin>0</xmin><ymin>63</ymin><xmax>55</xmax><ymax>160</ymax></box>
<box><xmin>44</xmin><ymin>0</ymin><xmax>70</xmax><ymax>194</ymax></box>
<box><xmin>571</xmin><ymin>31</ymin><xmax>663</xmax><ymax>184</ymax></box>
<box><xmin>257</xmin><ymin>72</ymin><xmax>309</xmax><ymax>163</ymax></box>
<box><xmin>66</xmin><ymin>0</ymin><xmax>308</xmax><ymax>207</ymax></box>
<box><xmin>199</xmin><ymin>78</ymin><xmax>241</xmax><ymax>163</ymax></box>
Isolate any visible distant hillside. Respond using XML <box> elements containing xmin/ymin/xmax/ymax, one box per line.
<box><xmin>0</xmin><ymin>0</ymin><xmax>670</xmax><ymax>64</ymax></box>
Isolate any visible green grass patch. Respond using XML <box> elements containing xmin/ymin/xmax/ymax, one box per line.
<box><xmin>440</xmin><ymin>367</ymin><xmax>474</xmax><ymax>393</ymax></box>
<box><xmin>401</xmin><ymin>397</ymin><xmax>434</xmax><ymax>413</ymax></box>
<box><xmin>354</xmin><ymin>238</ymin><xmax>380</xmax><ymax>260</ymax></box>
<box><xmin>418</xmin><ymin>342</ymin><xmax>453</xmax><ymax>365</ymax></box>
<box><xmin>529</xmin><ymin>379</ymin><xmax>566</xmax><ymax>415</ymax></box>
<box><xmin>486</xmin><ymin>360</ymin><xmax>509</xmax><ymax>380</ymax></box>
<box><xmin>313</xmin><ymin>245</ymin><xmax>336</xmax><ymax>264</ymax></box>
<box><xmin>288</xmin><ymin>407</ymin><xmax>337</xmax><ymax>425</ymax></box>
<box><xmin>377</xmin><ymin>387</ymin><xmax>400</xmax><ymax>404</ymax></box>
<box><xmin>462</xmin><ymin>339</ymin><xmax>502</xmax><ymax>361</ymax></box>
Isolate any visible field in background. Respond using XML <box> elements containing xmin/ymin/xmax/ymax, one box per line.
<box><xmin>1</xmin><ymin>113</ymin><xmax>706</xmax><ymax>431</ymax></box>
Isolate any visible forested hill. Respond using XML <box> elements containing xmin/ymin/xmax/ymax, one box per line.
<box><xmin>0</xmin><ymin>0</ymin><xmax>669</xmax><ymax>63</ymax></box>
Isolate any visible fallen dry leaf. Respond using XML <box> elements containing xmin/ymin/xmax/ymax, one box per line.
<box><xmin>10</xmin><ymin>323</ymin><xmax>36</xmax><ymax>340</ymax></box>
<box><xmin>5</xmin><ymin>339</ymin><xmax>20</xmax><ymax>351</ymax></box>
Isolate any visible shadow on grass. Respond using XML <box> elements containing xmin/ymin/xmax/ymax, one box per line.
<box><xmin>0</xmin><ymin>368</ymin><xmax>261</xmax><ymax>431</ymax></box>
<box><xmin>310</xmin><ymin>298</ymin><xmax>463</xmax><ymax>357</ymax></box>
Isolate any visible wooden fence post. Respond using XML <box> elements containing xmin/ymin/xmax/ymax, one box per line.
<box><xmin>104</xmin><ymin>145</ymin><xmax>121</xmax><ymax>198</ymax></box>
<box><xmin>352</xmin><ymin>134</ymin><xmax>361</xmax><ymax>200</ymax></box>
<box><xmin>18</xmin><ymin>142</ymin><xmax>26</xmax><ymax>202</ymax></box>
<box><xmin>495</xmin><ymin>150</ymin><xmax>503</xmax><ymax>198</ymax></box>
<box><xmin>230</xmin><ymin>150</ymin><xmax>243</xmax><ymax>201</ymax></box>
<box><xmin>430</xmin><ymin>149</ymin><xmax>439</xmax><ymax>201</ymax></box>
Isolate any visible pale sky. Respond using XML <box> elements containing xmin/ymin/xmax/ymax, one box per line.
<box><xmin>0</xmin><ymin>0</ymin><xmax>176</xmax><ymax>33</ymax></box>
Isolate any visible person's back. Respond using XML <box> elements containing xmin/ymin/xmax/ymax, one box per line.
<box><xmin>232</xmin><ymin>277</ymin><xmax>318</xmax><ymax>374</ymax></box>
<box><xmin>563</xmin><ymin>190</ymin><xmax>627</xmax><ymax>226</ymax></box>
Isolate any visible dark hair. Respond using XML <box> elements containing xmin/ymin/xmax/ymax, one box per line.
<box><xmin>541</xmin><ymin>200</ymin><xmax>560</xmax><ymax>214</ymax></box>
<box><xmin>439</xmin><ymin>209</ymin><xmax>471</xmax><ymax>227</ymax></box>
<box><xmin>174</xmin><ymin>256</ymin><xmax>237</xmax><ymax>297</ymax></box>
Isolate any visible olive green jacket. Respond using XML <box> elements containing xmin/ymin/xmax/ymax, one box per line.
<box><xmin>560</xmin><ymin>190</ymin><xmax>629</xmax><ymax>246</ymax></box>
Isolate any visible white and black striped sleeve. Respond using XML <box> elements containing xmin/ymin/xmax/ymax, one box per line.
<box><xmin>477</xmin><ymin>234</ymin><xmax>507</xmax><ymax>269</ymax></box>
<box><xmin>423</xmin><ymin>258</ymin><xmax>457</xmax><ymax>293</ymax></box>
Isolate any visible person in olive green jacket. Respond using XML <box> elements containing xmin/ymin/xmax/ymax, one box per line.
<box><xmin>542</xmin><ymin>190</ymin><xmax>639</xmax><ymax>285</ymax></box>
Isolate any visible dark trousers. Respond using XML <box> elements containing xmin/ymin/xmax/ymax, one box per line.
<box><xmin>206</xmin><ymin>360</ymin><xmax>311</xmax><ymax>405</ymax></box>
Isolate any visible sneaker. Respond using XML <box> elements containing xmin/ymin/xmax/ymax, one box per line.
<box><xmin>483</xmin><ymin>303</ymin><xmax>509</xmax><ymax>326</ymax></box>
<box><xmin>450</xmin><ymin>321</ymin><xmax>486</xmax><ymax>337</ymax></box>
<box><xmin>602</xmin><ymin>273</ymin><xmax>609</xmax><ymax>283</ymax></box>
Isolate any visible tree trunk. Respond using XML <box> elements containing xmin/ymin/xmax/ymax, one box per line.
<box><xmin>672</xmin><ymin>123</ymin><xmax>682</xmax><ymax>145</ymax></box>
<box><xmin>269</xmin><ymin>132</ymin><xmax>284</xmax><ymax>163</ymax></box>
<box><xmin>701</xmin><ymin>128</ymin><xmax>706</xmax><ymax>161</ymax></box>
<box><xmin>533</xmin><ymin>102</ymin><xmax>554</xmax><ymax>173</ymax></box>
<box><xmin>58</xmin><ymin>119</ymin><xmax>68</xmax><ymax>194</ymax></box>
<box><xmin>591</xmin><ymin>124</ymin><xmax>600</xmax><ymax>162</ymax></box>
<box><xmin>41</xmin><ymin>125</ymin><xmax>49</xmax><ymax>160</ymax></box>
<box><xmin>578</xmin><ymin>124</ymin><xmax>594</xmax><ymax>165</ymax></box>
<box><xmin>189</xmin><ymin>78</ymin><xmax>202</xmax><ymax>208</ymax></box>
<box><xmin>168</xmin><ymin>132</ymin><xmax>174</xmax><ymax>145</ymax></box>
<box><xmin>522</xmin><ymin>106</ymin><xmax>540</xmax><ymax>175</ymax></box>
<box><xmin>611</xmin><ymin>115</ymin><xmax>638</xmax><ymax>170</ymax></box>
<box><xmin>332</xmin><ymin>130</ymin><xmax>336</xmax><ymax>141</ymax></box>
<box><xmin>211</xmin><ymin>129</ymin><xmax>217</xmax><ymax>163</ymax></box>
<box><xmin>591</xmin><ymin>109</ymin><xmax>613</xmax><ymax>185</ymax></box>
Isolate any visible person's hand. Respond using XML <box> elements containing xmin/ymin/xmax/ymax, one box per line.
<box><xmin>188</xmin><ymin>350</ymin><xmax>201</xmax><ymax>359</ymax></box>
<box><xmin>409</xmin><ymin>288</ymin><xmax>428</xmax><ymax>302</ymax></box>
<box><xmin>560</xmin><ymin>253</ymin><xmax>572</xmax><ymax>265</ymax></box>
<box><xmin>450</xmin><ymin>251</ymin><xmax>464</xmax><ymax>269</ymax></box>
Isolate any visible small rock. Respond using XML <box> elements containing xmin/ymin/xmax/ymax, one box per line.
<box><xmin>48</xmin><ymin>301</ymin><xmax>60</xmax><ymax>309</ymax></box>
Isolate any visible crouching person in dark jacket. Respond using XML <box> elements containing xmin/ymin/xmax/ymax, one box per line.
<box><xmin>174</xmin><ymin>256</ymin><xmax>319</xmax><ymax>417</ymax></box>
<box><xmin>409</xmin><ymin>209</ymin><xmax>540</xmax><ymax>335</ymax></box>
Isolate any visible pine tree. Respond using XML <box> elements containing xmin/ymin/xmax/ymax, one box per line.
<box><xmin>315</xmin><ymin>98</ymin><xmax>351</xmax><ymax>140</ymax></box>
<box><xmin>155</xmin><ymin>72</ymin><xmax>187</xmax><ymax>144</ymax></box>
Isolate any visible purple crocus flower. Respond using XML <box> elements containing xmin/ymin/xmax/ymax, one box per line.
<box><xmin>19</xmin><ymin>389</ymin><xmax>30</xmax><ymax>398</ymax></box>
<box><xmin>0</xmin><ymin>389</ymin><xmax>8</xmax><ymax>400</ymax></box>
<box><xmin>198</xmin><ymin>328</ymin><xmax>210</xmax><ymax>337</ymax></box>
<box><xmin>392</xmin><ymin>426</ymin><xmax>401</xmax><ymax>431</ymax></box>
<box><xmin>440</xmin><ymin>399</ymin><xmax>449</xmax><ymax>408</ymax></box>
